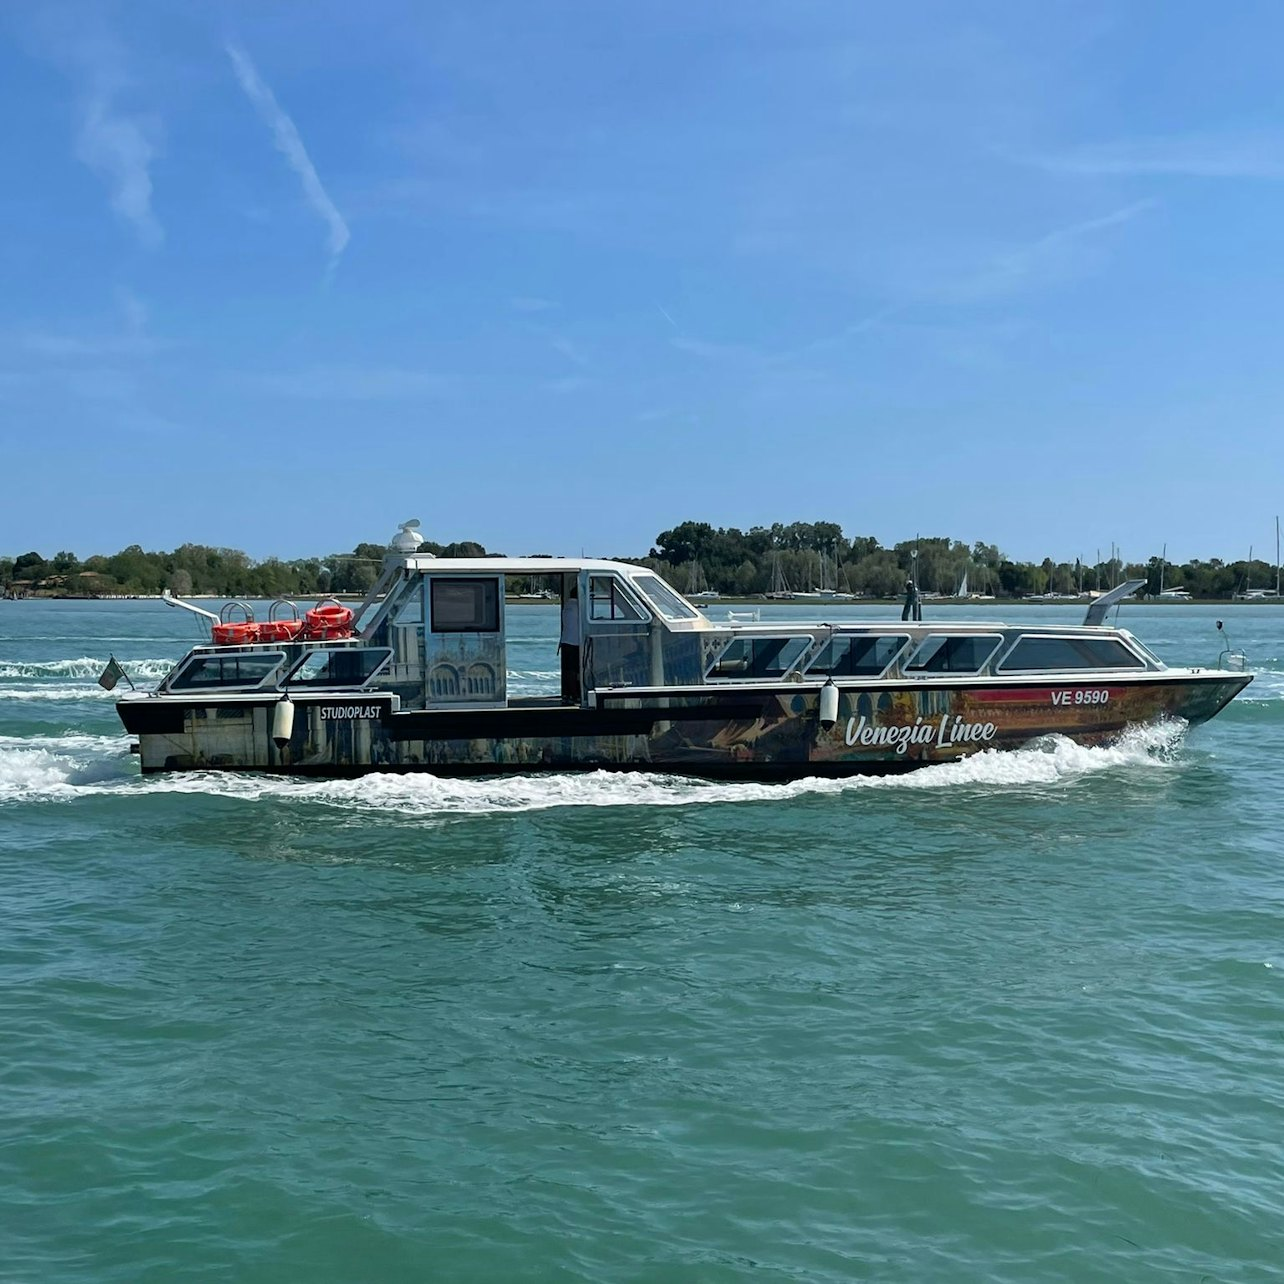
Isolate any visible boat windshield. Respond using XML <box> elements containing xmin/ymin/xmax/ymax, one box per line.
<box><xmin>287</xmin><ymin>647</ymin><xmax>392</xmax><ymax>687</ymax></box>
<box><xmin>632</xmin><ymin>574</ymin><xmax>699</xmax><ymax>621</ymax></box>
<box><xmin>168</xmin><ymin>651</ymin><xmax>285</xmax><ymax>691</ymax></box>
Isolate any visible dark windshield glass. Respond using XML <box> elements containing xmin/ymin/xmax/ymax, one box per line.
<box><xmin>1001</xmin><ymin>636</ymin><xmax>1145</xmax><ymax>671</ymax></box>
<box><xmin>906</xmin><ymin>635</ymin><xmax>1000</xmax><ymax>674</ymax></box>
<box><xmin>169</xmin><ymin>652</ymin><xmax>284</xmax><ymax>690</ymax></box>
<box><xmin>708</xmin><ymin>636</ymin><xmax>811</xmax><ymax>679</ymax></box>
<box><xmin>287</xmin><ymin>648</ymin><xmax>391</xmax><ymax>687</ymax></box>
<box><xmin>807</xmin><ymin>634</ymin><xmax>908</xmax><ymax>677</ymax></box>
<box><xmin>632</xmin><ymin>574</ymin><xmax>699</xmax><ymax>621</ymax></box>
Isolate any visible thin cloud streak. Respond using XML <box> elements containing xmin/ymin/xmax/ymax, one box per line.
<box><xmin>919</xmin><ymin>199</ymin><xmax>1156</xmax><ymax>306</ymax></box>
<box><xmin>549</xmin><ymin>335</ymin><xmax>590</xmax><ymax>368</ymax></box>
<box><xmin>10</xmin><ymin>289</ymin><xmax>162</xmax><ymax>360</ymax></box>
<box><xmin>1029</xmin><ymin>133</ymin><xmax>1284</xmax><ymax>180</ymax></box>
<box><xmin>991</xmin><ymin>199</ymin><xmax>1155</xmax><ymax>274</ymax></box>
<box><xmin>51</xmin><ymin>28</ymin><xmax>163</xmax><ymax>247</ymax></box>
<box><xmin>656</xmin><ymin>303</ymin><xmax>679</xmax><ymax>331</ymax></box>
<box><xmin>226</xmin><ymin>43</ymin><xmax>350</xmax><ymax>265</ymax></box>
<box><xmin>684</xmin><ymin>202</ymin><xmax>1153</xmax><ymax>370</ymax></box>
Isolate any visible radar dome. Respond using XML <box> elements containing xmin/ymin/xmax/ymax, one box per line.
<box><xmin>390</xmin><ymin>518</ymin><xmax>426</xmax><ymax>552</ymax></box>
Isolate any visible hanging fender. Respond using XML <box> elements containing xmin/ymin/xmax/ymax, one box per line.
<box><xmin>272</xmin><ymin>696</ymin><xmax>295</xmax><ymax>748</ymax></box>
<box><xmin>818</xmin><ymin>680</ymin><xmax>839</xmax><ymax>731</ymax></box>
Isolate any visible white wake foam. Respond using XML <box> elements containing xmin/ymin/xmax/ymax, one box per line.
<box><xmin>0</xmin><ymin>733</ymin><xmax>134</xmax><ymax>798</ymax></box>
<box><xmin>0</xmin><ymin>657</ymin><xmax>173</xmax><ymax>680</ymax></box>
<box><xmin>0</xmin><ymin>684</ymin><xmax>123</xmax><ymax>702</ymax></box>
<box><xmin>0</xmin><ymin>722</ymin><xmax>1187</xmax><ymax>812</ymax></box>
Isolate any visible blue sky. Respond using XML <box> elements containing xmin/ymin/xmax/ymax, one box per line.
<box><xmin>2</xmin><ymin>0</ymin><xmax>1282</xmax><ymax>563</ymax></box>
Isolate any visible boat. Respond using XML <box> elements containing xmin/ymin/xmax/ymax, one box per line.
<box><xmin>764</xmin><ymin>552</ymin><xmax>794</xmax><ymax>600</ymax></box>
<box><xmin>114</xmin><ymin>521</ymin><xmax>1253</xmax><ymax>781</ymax></box>
<box><xmin>685</xmin><ymin>561</ymin><xmax>721</xmax><ymax>601</ymax></box>
<box><xmin>794</xmin><ymin>547</ymin><xmax>855</xmax><ymax>602</ymax></box>
<box><xmin>1232</xmin><ymin>520</ymin><xmax>1283</xmax><ymax>602</ymax></box>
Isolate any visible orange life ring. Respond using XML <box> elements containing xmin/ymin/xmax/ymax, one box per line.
<box><xmin>256</xmin><ymin>619</ymin><xmax>304</xmax><ymax>643</ymax></box>
<box><xmin>303</xmin><ymin>603</ymin><xmax>354</xmax><ymax>640</ymax></box>
<box><xmin>212</xmin><ymin>622</ymin><xmax>259</xmax><ymax>646</ymax></box>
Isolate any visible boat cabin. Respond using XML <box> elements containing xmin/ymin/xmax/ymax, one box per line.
<box><xmin>344</xmin><ymin>556</ymin><xmax>716</xmax><ymax>709</ymax></box>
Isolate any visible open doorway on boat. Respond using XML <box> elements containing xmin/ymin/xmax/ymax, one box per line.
<box><xmin>559</xmin><ymin>573</ymin><xmax>581</xmax><ymax>705</ymax></box>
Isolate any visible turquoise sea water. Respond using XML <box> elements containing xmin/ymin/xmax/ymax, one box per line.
<box><xmin>2</xmin><ymin>598</ymin><xmax>1282</xmax><ymax>1283</ymax></box>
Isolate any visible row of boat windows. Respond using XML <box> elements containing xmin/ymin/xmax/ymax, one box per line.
<box><xmin>166</xmin><ymin>632</ymin><xmax>1148</xmax><ymax>692</ymax></box>
<box><xmin>168</xmin><ymin>648</ymin><xmax>391</xmax><ymax>691</ymax></box>
<box><xmin>392</xmin><ymin>574</ymin><xmax>700</xmax><ymax>630</ymax></box>
<box><xmin>707</xmin><ymin>632</ymin><xmax>1146</xmax><ymax>681</ymax></box>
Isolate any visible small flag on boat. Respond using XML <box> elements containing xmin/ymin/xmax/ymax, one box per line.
<box><xmin>97</xmin><ymin>656</ymin><xmax>134</xmax><ymax>691</ymax></box>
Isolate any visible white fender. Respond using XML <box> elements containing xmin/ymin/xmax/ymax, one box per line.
<box><xmin>818</xmin><ymin>680</ymin><xmax>839</xmax><ymax>731</ymax></box>
<box><xmin>272</xmin><ymin>696</ymin><xmax>295</xmax><ymax>748</ymax></box>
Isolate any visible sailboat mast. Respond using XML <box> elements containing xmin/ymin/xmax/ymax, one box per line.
<box><xmin>1276</xmin><ymin>516</ymin><xmax>1280</xmax><ymax>597</ymax></box>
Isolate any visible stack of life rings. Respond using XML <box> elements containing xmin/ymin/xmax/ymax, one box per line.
<box><xmin>302</xmin><ymin>602</ymin><xmax>355</xmax><ymax>641</ymax></box>
<box><xmin>210</xmin><ymin>620</ymin><xmax>260</xmax><ymax>646</ymax></box>
<box><xmin>256</xmin><ymin>618</ymin><xmax>306</xmax><ymax>643</ymax></box>
<box><xmin>210</xmin><ymin>600</ymin><xmax>354</xmax><ymax>646</ymax></box>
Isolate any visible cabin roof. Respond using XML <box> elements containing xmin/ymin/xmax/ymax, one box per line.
<box><xmin>393</xmin><ymin>555</ymin><xmax>648</xmax><ymax>576</ymax></box>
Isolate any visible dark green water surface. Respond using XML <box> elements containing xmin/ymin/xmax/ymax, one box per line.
<box><xmin>2</xmin><ymin>600</ymin><xmax>1282</xmax><ymax>1282</ymax></box>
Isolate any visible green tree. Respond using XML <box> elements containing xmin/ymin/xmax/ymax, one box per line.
<box><xmin>13</xmin><ymin>551</ymin><xmax>47</xmax><ymax>581</ymax></box>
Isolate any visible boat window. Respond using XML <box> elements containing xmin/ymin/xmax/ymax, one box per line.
<box><xmin>806</xmin><ymin>634</ymin><xmax>909</xmax><ymax>677</ymax></box>
<box><xmin>287</xmin><ymin>647</ymin><xmax>392</xmax><ymax>687</ymax></box>
<box><xmin>589</xmin><ymin>575</ymin><xmax>646</xmax><ymax>621</ymax></box>
<box><xmin>708</xmin><ymin>636</ymin><xmax>812</xmax><ymax>680</ymax></box>
<box><xmin>430</xmin><ymin>578</ymin><xmax>499</xmax><ymax>633</ymax></box>
<box><xmin>631</xmin><ymin>574</ymin><xmax>700</xmax><ymax>621</ymax></box>
<box><xmin>999</xmin><ymin>635</ymin><xmax>1147</xmax><ymax>672</ymax></box>
<box><xmin>168</xmin><ymin>651</ymin><xmax>285</xmax><ymax>691</ymax></box>
<box><xmin>1122</xmin><ymin>636</ymin><xmax>1166</xmax><ymax>668</ymax></box>
<box><xmin>905</xmin><ymin>634</ymin><xmax>1002</xmax><ymax>674</ymax></box>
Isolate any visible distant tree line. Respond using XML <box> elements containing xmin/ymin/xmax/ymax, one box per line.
<box><xmin>635</xmin><ymin>521</ymin><xmax>1278</xmax><ymax>601</ymax></box>
<box><xmin>1</xmin><ymin>521</ymin><xmax>1278</xmax><ymax>600</ymax></box>
<box><xmin>0</xmin><ymin>538</ymin><xmax>487</xmax><ymax>599</ymax></box>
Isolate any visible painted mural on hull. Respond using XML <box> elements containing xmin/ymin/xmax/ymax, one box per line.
<box><xmin>126</xmin><ymin>675</ymin><xmax>1249</xmax><ymax>777</ymax></box>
